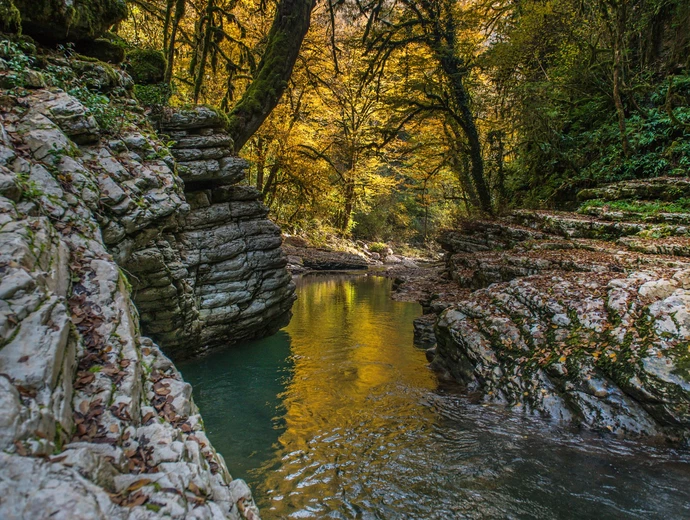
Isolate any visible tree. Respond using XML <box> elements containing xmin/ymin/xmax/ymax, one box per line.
<box><xmin>356</xmin><ymin>0</ymin><xmax>494</xmax><ymax>214</ymax></box>
<box><xmin>226</xmin><ymin>0</ymin><xmax>317</xmax><ymax>152</ymax></box>
<box><xmin>124</xmin><ymin>0</ymin><xmax>316</xmax><ymax>152</ymax></box>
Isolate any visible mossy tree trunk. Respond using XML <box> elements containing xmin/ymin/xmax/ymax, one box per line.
<box><xmin>431</xmin><ymin>7</ymin><xmax>493</xmax><ymax>215</ymax></box>
<box><xmin>226</xmin><ymin>0</ymin><xmax>316</xmax><ymax>153</ymax></box>
<box><xmin>164</xmin><ymin>0</ymin><xmax>186</xmax><ymax>84</ymax></box>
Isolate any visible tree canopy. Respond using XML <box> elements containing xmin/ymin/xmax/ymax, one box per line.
<box><xmin>116</xmin><ymin>0</ymin><xmax>690</xmax><ymax>243</ymax></box>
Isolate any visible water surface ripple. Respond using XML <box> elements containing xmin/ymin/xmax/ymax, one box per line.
<box><xmin>179</xmin><ymin>274</ymin><xmax>690</xmax><ymax>519</ymax></box>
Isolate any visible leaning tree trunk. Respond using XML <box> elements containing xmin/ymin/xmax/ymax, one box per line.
<box><xmin>226</xmin><ymin>0</ymin><xmax>316</xmax><ymax>153</ymax></box>
<box><xmin>445</xmin><ymin>70</ymin><xmax>493</xmax><ymax>214</ymax></box>
<box><xmin>433</xmin><ymin>8</ymin><xmax>493</xmax><ymax>215</ymax></box>
<box><xmin>612</xmin><ymin>1</ymin><xmax>630</xmax><ymax>157</ymax></box>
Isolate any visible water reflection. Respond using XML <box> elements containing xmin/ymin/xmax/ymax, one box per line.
<box><xmin>178</xmin><ymin>329</ymin><xmax>293</xmax><ymax>478</ymax></box>
<box><xmin>258</xmin><ymin>275</ymin><xmax>433</xmax><ymax>517</ymax></box>
<box><xmin>180</xmin><ymin>274</ymin><xmax>690</xmax><ymax>520</ymax></box>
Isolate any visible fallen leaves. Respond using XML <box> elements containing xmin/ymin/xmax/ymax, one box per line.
<box><xmin>126</xmin><ymin>479</ymin><xmax>153</xmax><ymax>492</ymax></box>
<box><xmin>74</xmin><ymin>372</ymin><xmax>95</xmax><ymax>389</ymax></box>
<box><xmin>111</xmin><ymin>489</ymin><xmax>149</xmax><ymax>508</ymax></box>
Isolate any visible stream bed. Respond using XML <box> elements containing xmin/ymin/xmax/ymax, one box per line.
<box><xmin>179</xmin><ymin>274</ymin><xmax>690</xmax><ymax>519</ymax></box>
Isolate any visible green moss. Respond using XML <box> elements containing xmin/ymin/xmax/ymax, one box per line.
<box><xmin>0</xmin><ymin>0</ymin><xmax>21</xmax><ymax>33</ymax></box>
<box><xmin>75</xmin><ymin>39</ymin><xmax>125</xmax><ymax>64</ymax></box>
<box><xmin>580</xmin><ymin>198</ymin><xmax>690</xmax><ymax>216</ymax></box>
<box><xmin>669</xmin><ymin>335</ymin><xmax>690</xmax><ymax>382</ymax></box>
<box><xmin>368</xmin><ymin>242</ymin><xmax>388</xmax><ymax>253</ymax></box>
<box><xmin>125</xmin><ymin>49</ymin><xmax>166</xmax><ymax>85</ymax></box>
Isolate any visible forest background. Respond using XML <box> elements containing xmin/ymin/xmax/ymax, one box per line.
<box><xmin>119</xmin><ymin>0</ymin><xmax>690</xmax><ymax>246</ymax></box>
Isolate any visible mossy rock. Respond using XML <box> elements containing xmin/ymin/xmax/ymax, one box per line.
<box><xmin>0</xmin><ymin>0</ymin><xmax>21</xmax><ymax>32</ymax></box>
<box><xmin>11</xmin><ymin>0</ymin><xmax>128</xmax><ymax>43</ymax></box>
<box><xmin>76</xmin><ymin>38</ymin><xmax>126</xmax><ymax>64</ymax></box>
<box><xmin>125</xmin><ymin>49</ymin><xmax>166</xmax><ymax>85</ymax></box>
<box><xmin>72</xmin><ymin>58</ymin><xmax>123</xmax><ymax>92</ymax></box>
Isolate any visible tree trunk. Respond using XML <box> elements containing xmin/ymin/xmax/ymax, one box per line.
<box><xmin>193</xmin><ymin>0</ymin><xmax>215</xmax><ymax>104</ymax></box>
<box><xmin>164</xmin><ymin>0</ymin><xmax>185</xmax><ymax>84</ymax></box>
<box><xmin>255</xmin><ymin>136</ymin><xmax>266</xmax><ymax>191</ymax></box>
<box><xmin>263</xmin><ymin>162</ymin><xmax>281</xmax><ymax>204</ymax></box>
<box><xmin>490</xmin><ymin>131</ymin><xmax>506</xmax><ymax>208</ymax></box>
<box><xmin>340</xmin><ymin>179</ymin><xmax>355</xmax><ymax>231</ymax></box>
<box><xmin>465</xmin><ymin>119</ymin><xmax>492</xmax><ymax>214</ymax></box>
<box><xmin>433</xmin><ymin>18</ymin><xmax>493</xmax><ymax>214</ymax></box>
<box><xmin>612</xmin><ymin>1</ymin><xmax>630</xmax><ymax>157</ymax></box>
<box><xmin>226</xmin><ymin>0</ymin><xmax>316</xmax><ymax>153</ymax></box>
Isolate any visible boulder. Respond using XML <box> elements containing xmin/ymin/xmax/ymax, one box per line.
<box><xmin>428</xmin><ymin>203</ymin><xmax>690</xmax><ymax>440</ymax></box>
<box><xmin>125</xmin><ymin>49</ymin><xmax>166</xmax><ymax>84</ymax></box>
<box><xmin>433</xmin><ymin>270</ymin><xmax>690</xmax><ymax>438</ymax></box>
<box><xmin>13</xmin><ymin>0</ymin><xmax>128</xmax><ymax>43</ymax></box>
<box><xmin>76</xmin><ymin>38</ymin><xmax>126</xmax><ymax>64</ymax></box>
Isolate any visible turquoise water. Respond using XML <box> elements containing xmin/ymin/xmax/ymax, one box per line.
<box><xmin>179</xmin><ymin>274</ymin><xmax>690</xmax><ymax>519</ymax></box>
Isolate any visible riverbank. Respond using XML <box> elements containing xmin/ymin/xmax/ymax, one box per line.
<box><xmin>286</xmin><ymin>179</ymin><xmax>690</xmax><ymax>443</ymax></box>
<box><xmin>179</xmin><ymin>272</ymin><xmax>690</xmax><ymax>519</ymax></box>
<box><xmin>0</xmin><ymin>40</ymin><xmax>280</xmax><ymax>518</ymax></box>
<box><xmin>390</xmin><ymin>178</ymin><xmax>690</xmax><ymax>442</ymax></box>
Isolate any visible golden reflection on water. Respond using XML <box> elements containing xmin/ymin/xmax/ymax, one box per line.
<box><xmin>255</xmin><ymin>274</ymin><xmax>436</xmax><ymax>517</ymax></box>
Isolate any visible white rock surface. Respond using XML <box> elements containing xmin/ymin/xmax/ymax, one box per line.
<box><xmin>0</xmin><ymin>79</ymin><xmax>260</xmax><ymax>518</ymax></box>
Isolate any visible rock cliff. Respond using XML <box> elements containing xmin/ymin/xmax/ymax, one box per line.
<box><xmin>419</xmin><ymin>185</ymin><xmax>690</xmax><ymax>441</ymax></box>
<box><xmin>121</xmin><ymin>108</ymin><xmax>296</xmax><ymax>358</ymax></box>
<box><xmin>0</xmin><ymin>41</ymin><xmax>292</xmax><ymax>518</ymax></box>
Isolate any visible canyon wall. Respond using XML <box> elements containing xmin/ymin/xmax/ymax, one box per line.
<box><xmin>0</xmin><ymin>45</ymin><xmax>293</xmax><ymax>517</ymax></box>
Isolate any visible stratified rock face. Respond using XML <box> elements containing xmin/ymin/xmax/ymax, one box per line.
<box><xmin>13</xmin><ymin>0</ymin><xmax>128</xmax><ymax>43</ymax></box>
<box><xmin>0</xmin><ymin>86</ymin><xmax>260</xmax><ymax>516</ymax></box>
<box><xmin>130</xmin><ymin>107</ymin><xmax>296</xmax><ymax>357</ymax></box>
<box><xmin>431</xmin><ymin>216</ymin><xmax>690</xmax><ymax>440</ymax></box>
<box><xmin>578</xmin><ymin>177</ymin><xmax>690</xmax><ymax>202</ymax></box>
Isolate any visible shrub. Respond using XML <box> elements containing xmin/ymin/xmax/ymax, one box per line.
<box><xmin>134</xmin><ymin>83</ymin><xmax>172</xmax><ymax>107</ymax></box>
<box><xmin>368</xmin><ymin>242</ymin><xmax>388</xmax><ymax>253</ymax></box>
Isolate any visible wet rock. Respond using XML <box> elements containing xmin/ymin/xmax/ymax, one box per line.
<box><xmin>139</xmin><ymin>107</ymin><xmax>296</xmax><ymax>358</ymax></box>
<box><xmin>413</xmin><ymin>313</ymin><xmax>437</xmax><ymax>349</ymax></box>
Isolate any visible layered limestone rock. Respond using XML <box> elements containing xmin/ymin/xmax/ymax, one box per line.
<box><xmin>126</xmin><ymin>108</ymin><xmax>296</xmax><ymax>356</ymax></box>
<box><xmin>0</xmin><ymin>100</ymin><xmax>259</xmax><ymax>519</ymax></box>
<box><xmin>577</xmin><ymin>177</ymin><xmax>690</xmax><ymax>203</ymax></box>
<box><xmin>426</xmin><ymin>208</ymin><xmax>690</xmax><ymax>440</ymax></box>
<box><xmin>0</xmin><ymin>48</ymin><xmax>283</xmax><ymax>517</ymax></box>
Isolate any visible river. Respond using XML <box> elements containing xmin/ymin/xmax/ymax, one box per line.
<box><xmin>178</xmin><ymin>273</ymin><xmax>690</xmax><ymax>519</ymax></box>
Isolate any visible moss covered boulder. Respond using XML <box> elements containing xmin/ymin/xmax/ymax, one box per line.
<box><xmin>125</xmin><ymin>48</ymin><xmax>166</xmax><ymax>84</ymax></box>
<box><xmin>76</xmin><ymin>37</ymin><xmax>126</xmax><ymax>63</ymax></box>
<box><xmin>6</xmin><ymin>0</ymin><xmax>127</xmax><ymax>43</ymax></box>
